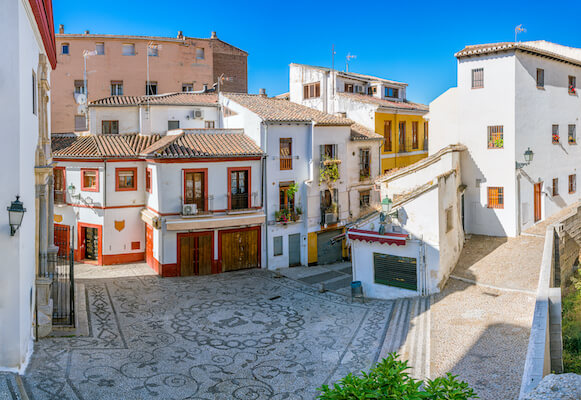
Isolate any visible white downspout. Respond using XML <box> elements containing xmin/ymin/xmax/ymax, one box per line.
<box><xmin>263</xmin><ymin>122</ymin><xmax>269</xmax><ymax>270</ymax></box>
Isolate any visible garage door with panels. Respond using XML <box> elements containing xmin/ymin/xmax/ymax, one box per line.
<box><xmin>219</xmin><ymin>227</ymin><xmax>260</xmax><ymax>272</ymax></box>
<box><xmin>177</xmin><ymin>231</ymin><xmax>213</xmax><ymax>276</ymax></box>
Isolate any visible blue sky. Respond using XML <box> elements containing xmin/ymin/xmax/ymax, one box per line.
<box><xmin>53</xmin><ymin>0</ymin><xmax>581</xmax><ymax>104</ymax></box>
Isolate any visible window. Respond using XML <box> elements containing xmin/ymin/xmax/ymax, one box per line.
<box><xmin>273</xmin><ymin>236</ymin><xmax>283</xmax><ymax>256</ymax></box>
<box><xmin>359</xmin><ymin>148</ymin><xmax>370</xmax><ymax>180</ymax></box>
<box><xmin>61</xmin><ymin>43</ymin><xmax>69</xmax><ymax>55</ymax></box>
<box><xmin>81</xmin><ymin>169</ymin><xmax>99</xmax><ymax>192</ymax></box>
<box><xmin>398</xmin><ymin>122</ymin><xmax>406</xmax><ymax>152</ymax></box>
<box><xmin>182</xmin><ymin>83</ymin><xmax>194</xmax><ymax>92</ymax></box>
<box><xmin>569</xmin><ymin>124</ymin><xmax>576</xmax><ymax>144</ymax></box>
<box><xmin>32</xmin><ymin>70</ymin><xmax>37</xmax><ymax>115</ymax></box>
<box><xmin>74</xmin><ymin>115</ymin><xmax>86</xmax><ymax>131</ymax></box>
<box><xmin>303</xmin><ymin>82</ymin><xmax>320</xmax><ymax>99</ymax></box>
<box><xmin>196</xmin><ymin>47</ymin><xmax>205</xmax><ymax>60</ymax></box>
<box><xmin>412</xmin><ymin>121</ymin><xmax>419</xmax><ymax>149</ymax></box>
<box><xmin>279</xmin><ymin>182</ymin><xmax>295</xmax><ymax>211</ymax></box>
<box><xmin>368</xmin><ymin>86</ymin><xmax>378</xmax><ymax>95</ymax></box>
<box><xmin>147</xmin><ymin>44</ymin><xmax>158</xmax><ymax>57</ymax></box>
<box><xmin>205</xmin><ymin>121</ymin><xmax>215</xmax><ymax>129</ymax></box>
<box><xmin>553</xmin><ymin>125</ymin><xmax>560</xmax><ymax>144</ymax></box>
<box><xmin>359</xmin><ymin>190</ymin><xmax>370</xmax><ymax>208</ymax></box>
<box><xmin>168</xmin><ymin>120</ymin><xmax>180</xmax><ymax>130</ymax></box>
<box><xmin>487</xmin><ymin>187</ymin><xmax>504</xmax><ymax>209</ymax></box>
<box><xmin>230</xmin><ymin>169</ymin><xmax>249</xmax><ymax>209</ymax></box>
<box><xmin>184</xmin><ymin>170</ymin><xmax>206</xmax><ymax>210</ymax></box>
<box><xmin>320</xmin><ymin>144</ymin><xmax>337</xmax><ymax>161</ymax></box>
<box><xmin>552</xmin><ymin>178</ymin><xmax>559</xmax><ymax>196</ymax></box>
<box><xmin>146</xmin><ymin>81</ymin><xmax>157</xmax><ymax>95</ymax></box>
<box><xmin>569</xmin><ymin>174</ymin><xmax>576</xmax><ymax>194</ymax></box>
<box><xmin>146</xmin><ymin>168</ymin><xmax>152</xmax><ymax>193</ymax></box>
<box><xmin>446</xmin><ymin>207</ymin><xmax>453</xmax><ymax>233</ymax></box>
<box><xmin>569</xmin><ymin>75</ymin><xmax>576</xmax><ymax>94</ymax></box>
<box><xmin>487</xmin><ymin>125</ymin><xmax>503</xmax><ymax>149</ymax></box>
<box><xmin>536</xmin><ymin>68</ymin><xmax>544</xmax><ymax>88</ymax></box>
<box><xmin>384</xmin><ymin>120</ymin><xmax>392</xmax><ymax>152</ymax></box>
<box><xmin>115</xmin><ymin>168</ymin><xmax>137</xmax><ymax>191</ymax></box>
<box><xmin>102</xmin><ymin>120</ymin><xmax>119</xmax><ymax>134</ymax></box>
<box><xmin>344</xmin><ymin>83</ymin><xmax>354</xmax><ymax>93</ymax></box>
<box><xmin>54</xmin><ymin>167</ymin><xmax>66</xmax><ymax>204</ymax></box>
<box><xmin>423</xmin><ymin>121</ymin><xmax>429</xmax><ymax>150</ymax></box>
<box><xmin>471</xmin><ymin>68</ymin><xmax>484</xmax><ymax>89</ymax></box>
<box><xmin>74</xmin><ymin>80</ymin><xmax>86</xmax><ymax>94</ymax></box>
<box><xmin>122</xmin><ymin>43</ymin><xmax>135</xmax><ymax>56</ymax></box>
<box><xmin>96</xmin><ymin>42</ymin><xmax>105</xmax><ymax>55</ymax></box>
<box><xmin>280</xmin><ymin>138</ymin><xmax>292</xmax><ymax>170</ymax></box>
<box><xmin>385</xmin><ymin>87</ymin><xmax>399</xmax><ymax>98</ymax></box>
<box><xmin>111</xmin><ymin>81</ymin><xmax>123</xmax><ymax>96</ymax></box>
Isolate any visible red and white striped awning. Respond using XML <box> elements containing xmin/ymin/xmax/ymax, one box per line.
<box><xmin>347</xmin><ymin>229</ymin><xmax>408</xmax><ymax>246</ymax></box>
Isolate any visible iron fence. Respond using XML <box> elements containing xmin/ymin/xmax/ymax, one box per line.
<box><xmin>46</xmin><ymin>224</ymin><xmax>75</xmax><ymax>326</ymax></box>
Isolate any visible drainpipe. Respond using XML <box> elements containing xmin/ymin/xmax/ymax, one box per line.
<box><xmin>103</xmin><ymin>160</ymin><xmax>107</xmax><ymax>208</ymax></box>
<box><xmin>262</xmin><ymin>122</ymin><xmax>269</xmax><ymax>270</ymax></box>
<box><xmin>516</xmin><ymin>171</ymin><xmax>521</xmax><ymax>236</ymax></box>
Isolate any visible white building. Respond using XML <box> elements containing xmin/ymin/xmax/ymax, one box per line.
<box><xmin>0</xmin><ymin>0</ymin><xmax>57</xmax><ymax>370</ymax></box>
<box><xmin>88</xmin><ymin>92</ymin><xmax>220</xmax><ymax>135</ymax></box>
<box><xmin>347</xmin><ymin>145</ymin><xmax>466</xmax><ymax>299</ymax></box>
<box><xmin>429</xmin><ymin>41</ymin><xmax>581</xmax><ymax>237</ymax></box>
<box><xmin>221</xmin><ymin>92</ymin><xmax>382</xmax><ymax>268</ymax></box>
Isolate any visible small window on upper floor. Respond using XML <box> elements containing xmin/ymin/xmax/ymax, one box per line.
<box><xmin>182</xmin><ymin>83</ymin><xmax>194</xmax><ymax>92</ymax></box>
<box><xmin>487</xmin><ymin>187</ymin><xmax>504</xmax><ymax>209</ymax></box>
<box><xmin>359</xmin><ymin>190</ymin><xmax>370</xmax><ymax>209</ymax></box>
<box><xmin>146</xmin><ymin>81</ymin><xmax>157</xmax><ymax>95</ymax></box>
<box><xmin>569</xmin><ymin>174</ymin><xmax>577</xmax><ymax>194</ymax></box>
<box><xmin>303</xmin><ymin>82</ymin><xmax>320</xmax><ymax>99</ymax></box>
<box><xmin>96</xmin><ymin>42</ymin><xmax>105</xmax><ymax>55</ymax></box>
<box><xmin>102</xmin><ymin>120</ymin><xmax>119</xmax><ymax>134</ymax></box>
<box><xmin>368</xmin><ymin>86</ymin><xmax>378</xmax><ymax>95</ymax></box>
<box><xmin>472</xmin><ymin>68</ymin><xmax>484</xmax><ymax>89</ymax></box>
<box><xmin>205</xmin><ymin>121</ymin><xmax>215</xmax><ymax>129</ymax></box>
<box><xmin>385</xmin><ymin>87</ymin><xmax>399</xmax><ymax>98</ymax></box>
<box><xmin>487</xmin><ymin>125</ymin><xmax>503</xmax><ymax>149</ymax></box>
<box><xmin>146</xmin><ymin>168</ymin><xmax>152</xmax><ymax>193</ymax></box>
<box><xmin>74</xmin><ymin>80</ymin><xmax>86</xmax><ymax>94</ymax></box>
<box><xmin>196</xmin><ymin>47</ymin><xmax>205</xmax><ymax>60</ymax></box>
<box><xmin>111</xmin><ymin>81</ymin><xmax>123</xmax><ymax>96</ymax></box>
<box><xmin>536</xmin><ymin>68</ymin><xmax>544</xmax><ymax>88</ymax></box>
<box><xmin>359</xmin><ymin>148</ymin><xmax>370</xmax><ymax>180</ymax></box>
<box><xmin>122</xmin><ymin>43</ymin><xmax>135</xmax><ymax>56</ymax></box>
<box><xmin>552</xmin><ymin>124</ymin><xmax>560</xmax><ymax>144</ymax></box>
<box><xmin>569</xmin><ymin>75</ymin><xmax>576</xmax><ymax>94</ymax></box>
<box><xmin>148</xmin><ymin>44</ymin><xmax>158</xmax><ymax>57</ymax></box>
<box><xmin>168</xmin><ymin>120</ymin><xmax>180</xmax><ymax>130</ymax></box>
<box><xmin>552</xmin><ymin>178</ymin><xmax>559</xmax><ymax>196</ymax></box>
<box><xmin>344</xmin><ymin>83</ymin><xmax>354</xmax><ymax>93</ymax></box>
<box><xmin>568</xmin><ymin>124</ymin><xmax>576</xmax><ymax>144</ymax></box>
<box><xmin>61</xmin><ymin>43</ymin><xmax>69</xmax><ymax>55</ymax></box>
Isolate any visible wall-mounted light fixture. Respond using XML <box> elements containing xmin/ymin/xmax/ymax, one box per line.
<box><xmin>379</xmin><ymin>197</ymin><xmax>399</xmax><ymax>234</ymax></box>
<box><xmin>67</xmin><ymin>183</ymin><xmax>80</xmax><ymax>200</ymax></box>
<box><xmin>7</xmin><ymin>195</ymin><xmax>26</xmax><ymax>236</ymax></box>
<box><xmin>516</xmin><ymin>147</ymin><xmax>534</xmax><ymax>169</ymax></box>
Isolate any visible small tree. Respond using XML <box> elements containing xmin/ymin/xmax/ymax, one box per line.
<box><xmin>319</xmin><ymin>157</ymin><xmax>340</xmax><ymax>208</ymax></box>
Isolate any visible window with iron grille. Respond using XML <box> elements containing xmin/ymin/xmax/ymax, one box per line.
<box><xmin>568</xmin><ymin>124</ymin><xmax>576</xmax><ymax>144</ymax></box>
<box><xmin>74</xmin><ymin>80</ymin><xmax>86</xmax><ymax>94</ymax></box>
<box><xmin>280</xmin><ymin>138</ymin><xmax>292</xmax><ymax>170</ymax></box>
<box><xmin>423</xmin><ymin>121</ymin><xmax>429</xmax><ymax>150</ymax></box>
<box><xmin>146</xmin><ymin>81</ymin><xmax>157</xmax><ymax>95</ymax></box>
<box><xmin>569</xmin><ymin>75</ymin><xmax>576</xmax><ymax>94</ymax></box>
<box><xmin>320</xmin><ymin>144</ymin><xmax>337</xmax><ymax>161</ymax></box>
<box><xmin>146</xmin><ymin>168</ymin><xmax>152</xmax><ymax>193</ymax></box>
<box><xmin>54</xmin><ymin>167</ymin><xmax>66</xmax><ymax>204</ymax></box>
<box><xmin>412</xmin><ymin>121</ymin><xmax>419</xmax><ymax>149</ymax></box>
<box><xmin>384</xmin><ymin>120</ymin><xmax>392</xmax><ymax>152</ymax></box>
<box><xmin>487</xmin><ymin>186</ymin><xmax>504</xmax><ymax>209</ymax></box>
<box><xmin>398</xmin><ymin>122</ymin><xmax>406</xmax><ymax>152</ymax></box>
<box><xmin>471</xmin><ymin>68</ymin><xmax>484</xmax><ymax>89</ymax></box>
<box><xmin>111</xmin><ymin>81</ymin><xmax>123</xmax><ymax>96</ymax></box>
<box><xmin>359</xmin><ymin>148</ymin><xmax>370</xmax><ymax>180</ymax></box>
<box><xmin>553</xmin><ymin>125</ymin><xmax>560</xmax><ymax>144</ymax></box>
<box><xmin>536</xmin><ymin>68</ymin><xmax>544</xmax><ymax>88</ymax></box>
<box><xmin>552</xmin><ymin>178</ymin><xmax>559</xmax><ymax>196</ymax></box>
<box><xmin>102</xmin><ymin>120</ymin><xmax>119</xmax><ymax>134</ymax></box>
<box><xmin>487</xmin><ymin>125</ymin><xmax>503</xmax><ymax>149</ymax></box>
<box><xmin>359</xmin><ymin>190</ymin><xmax>370</xmax><ymax>208</ymax></box>
<box><xmin>569</xmin><ymin>174</ymin><xmax>576</xmax><ymax>194</ymax></box>
<box><xmin>303</xmin><ymin>82</ymin><xmax>320</xmax><ymax>99</ymax></box>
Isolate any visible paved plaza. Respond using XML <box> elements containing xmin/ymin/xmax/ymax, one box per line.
<box><xmin>22</xmin><ymin>267</ymin><xmax>397</xmax><ymax>400</ymax></box>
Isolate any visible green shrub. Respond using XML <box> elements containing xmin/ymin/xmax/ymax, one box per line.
<box><xmin>562</xmin><ymin>269</ymin><xmax>581</xmax><ymax>373</ymax></box>
<box><xmin>317</xmin><ymin>353</ymin><xmax>477</xmax><ymax>399</ymax></box>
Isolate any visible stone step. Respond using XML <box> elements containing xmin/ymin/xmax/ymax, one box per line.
<box><xmin>377</xmin><ymin>298</ymin><xmax>413</xmax><ymax>361</ymax></box>
<box><xmin>0</xmin><ymin>373</ymin><xmax>25</xmax><ymax>400</ymax></box>
<box><xmin>402</xmin><ymin>296</ymin><xmax>431</xmax><ymax>381</ymax></box>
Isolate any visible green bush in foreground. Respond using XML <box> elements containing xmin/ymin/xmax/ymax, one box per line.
<box><xmin>562</xmin><ymin>269</ymin><xmax>581</xmax><ymax>373</ymax></box>
<box><xmin>317</xmin><ymin>353</ymin><xmax>478</xmax><ymax>400</ymax></box>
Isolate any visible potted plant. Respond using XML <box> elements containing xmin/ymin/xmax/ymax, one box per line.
<box><xmin>553</xmin><ymin>133</ymin><xmax>560</xmax><ymax>143</ymax></box>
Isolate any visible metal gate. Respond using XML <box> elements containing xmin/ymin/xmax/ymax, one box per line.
<box><xmin>50</xmin><ymin>225</ymin><xmax>75</xmax><ymax>326</ymax></box>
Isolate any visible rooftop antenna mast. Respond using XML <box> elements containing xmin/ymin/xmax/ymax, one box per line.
<box><xmin>515</xmin><ymin>24</ymin><xmax>526</xmax><ymax>43</ymax></box>
<box><xmin>146</xmin><ymin>42</ymin><xmax>161</xmax><ymax>131</ymax></box>
<box><xmin>82</xmin><ymin>49</ymin><xmax>97</xmax><ymax>130</ymax></box>
<box><xmin>346</xmin><ymin>53</ymin><xmax>356</xmax><ymax>72</ymax></box>
<box><xmin>331</xmin><ymin>44</ymin><xmax>336</xmax><ymax>113</ymax></box>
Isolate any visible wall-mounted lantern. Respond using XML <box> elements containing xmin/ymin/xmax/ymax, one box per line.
<box><xmin>516</xmin><ymin>147</ymin><xmax>534</xmax><ymax>169</ymax></box>
<box><xmin>67</xmin><ymin>183</ymin><xmax>80</xmax><ymax>200</ymax></box>
<box><xmin>7</xmin><ymin>195</ymin><xmax>26</xmax><ymax>236</ymax></box>
<box><xmin>379</xmin><ymin>197</ymin><xmax>399</xmax><ymax>234</ymax></box>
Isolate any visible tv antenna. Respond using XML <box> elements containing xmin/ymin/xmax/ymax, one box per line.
<box><xmin>515</xmin><ymin>24</ymin><xmax>526</xmax><ymax>42</ymax></box>
<box><xmin>346</xmin><ymin>53</ymin><xmax>356</xmax><ymax>72</ymax></box>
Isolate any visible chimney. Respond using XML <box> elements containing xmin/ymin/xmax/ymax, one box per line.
<box><xmin>210</xmin><ymin>31</ymin><xmax>217</xmax><ymax>39</ymax></box>
<box><xmin>259</xmin><ymin>88</ymin><xmax>267</xmax><ymax>97</ymax></box>
<box><xmin>84</xmin><ymin>30</ymin><xmax>90</xmax><ymax>35</ymax></box>
<box><xmin>177</xmin><ymin>30</ymin><xmax>183</xmax><ymax>39</ymax></box>
<box><xmin>58</xmin><ymin>24</ymin><xmax>64</xmax><ymax>34</ymax></box>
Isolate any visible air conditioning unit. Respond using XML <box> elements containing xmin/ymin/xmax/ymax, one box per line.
<box><xmin>194</xmin><ymin>109</ymin><xmax>203</xmax><ymax>119</ymax></box>
<box><xmin>182</xmin><ymin>204</ymin><xmax>198</xmax><ymax>216</ymax></box>
<box><xmin>356</xmin><ymin>85</ymin><xmax>364</xmax><ymax>93</ymax></box>
<box><xmin>325</xmin><ymin>213</ymin><xmax>338</xmax><ymax>225</ymax></box>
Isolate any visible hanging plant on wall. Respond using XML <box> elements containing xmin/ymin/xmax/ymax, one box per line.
<box><xmin>287</xmin><ymin>183</ymin><xmax>299</xmax><ymax>201</ymax></box>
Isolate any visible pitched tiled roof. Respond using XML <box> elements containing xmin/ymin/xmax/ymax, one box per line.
<box><xmin>338</xmin><ymin>92</ymin><xmax>428</xmax><ymax>113</ymax></box>
<box><xmin>350</xmin><ymin>123</ymin><xmax>383</xmax><ymax>141</ymax></box>
<box><xmin>290</xmin><ymin>63</ymin><xmax>407</xmax><ymax>86</ymax></box>
<box><xmin>141</xmin><ymin>129</ymin><xmax>263</xmax><ymax>158</ymax></box>
<box><xmin>52</xmin><ymin>134</ymin><xmax>161</xmax><ymax>158</ymax></box>
<box><xmin>90</xmin><ymin>92</ymin><xmax>218</xmax><ymax>107</ymax></box>
<box><xmin>223</xmin><ymin>93</ymin><xmax>353</xmax><ymax>126</ymax></box>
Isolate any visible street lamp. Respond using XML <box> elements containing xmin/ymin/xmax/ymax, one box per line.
<box><xmin>7</xmin><ymin>195</ymin><xmax>26</xmax><ymax>236</ymax></box>
<box><xmin>516</xmin><ymin>147</ymin><xmax>534</xmax><ymax>169</ymax></box>
<box><xmin>379</xmin><ymin>197</ymin><xmax>398</xmax><ymax>234</ymax></box>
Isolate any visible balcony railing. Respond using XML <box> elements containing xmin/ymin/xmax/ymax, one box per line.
<box><xmin>275</xmin><ymin>207</ymin><xmax>302</xmax><ymax>224</ymax></box>
<box><xmin>280</xmin><ymin>156</ymin><xmax>293</xmax><ymax>170</ymax></box>
<box><xmin>230</xmin><ymin>193</ymin><xmax>249</xmax><ymax>210</ymax></box>
<box><xmin>54</xmin><ymin>190</ymin><xmax>66</xmax><ymax>205</ymax></box>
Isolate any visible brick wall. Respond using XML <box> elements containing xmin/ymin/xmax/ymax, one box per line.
<box><xmin>211</xmin><ymin>39</ymin><xmax>247</xmax><ymax>93</ymax></box>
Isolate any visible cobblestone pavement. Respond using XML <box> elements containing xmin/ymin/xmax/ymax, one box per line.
<box><xmin>276</xmin><ymin>262</ymin><xmax>353</xmax><ymax>296</ymax></box>
<box><xmin>23</xmin><ymin>269</ymin><xmax>396</xmax><ymax>400</ymax></box>
<box><xmin>0</xmin><ymin>373</ymin><xmax>22</xmax><ymax>400</ymax></box>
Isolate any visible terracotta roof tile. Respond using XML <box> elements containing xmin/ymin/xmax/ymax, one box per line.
<box><xmin>350</xmin><ymin>123</ymin><xmax>383</xmax><ymax>141</ymax></box>
<box><xmin>223</xmin><ymin>93</ymin><xmax>353</xmax><ymax>126</ymax></box>
<box><xmin>90</xmin><ymin>92</ymin><xmax>218</xmax><ymax>106</ymax></box>
<box><xmin>52</xmin><ymin>134</ymin><xmax>162</xmax><ymax>158</ymax></box>
<box><xmin>338</xmin><ymin>92</ymin><xmax>428</xmax><ymax>112</ymax></box>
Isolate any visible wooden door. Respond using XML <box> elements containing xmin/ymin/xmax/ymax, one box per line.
<box><xmin>145</xmin><ymin>225</ymin><xmax>153</xmax><ymax>267</ymax></box>
<box><xmin>179</xmin><ymin>233</ymin><xmax>213</xmax><ymax>276</ymax></box>
<box><xmin>184</xmin><ymin>171</ymin><xmax>205</xmax><ymax>211</ymax></box>
<box><xmin>54</xmin><ymin>224</ymin><xmax>70</xmax><ymax>257</ymax></box>
<box><xmin>221</xmin><ymin>229</ymin><xmax>259</xmax><ymax>272</ymax></box>
<box><xmin>534</xmin><ymin>182</ymin><xmax>542</xmax><ymax>222</ymax></box>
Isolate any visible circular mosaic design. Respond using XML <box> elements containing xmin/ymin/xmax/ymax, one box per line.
<box><xmin>172</xmin><ymin>300</ymin><xmax>305</xmax><ymax>350</ymax></box>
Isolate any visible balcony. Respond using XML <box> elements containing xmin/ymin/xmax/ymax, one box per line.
<box><xmin>230</xmin><ymin>193</ymin><xmax>249</xmax><ymax>210</ymax></box>
<box><xmin>280</xmin><ymin>156</ymin><xmax>293</xmax><ymax>170</ymax></box>
<box><xmin>275</xmin><ymin>207</ymin><xmax>302</xmax><ymax>224</ymax></box>
<box><xmin>54</xmin><ymin>190</ymin><xmax>66</xmax><ymax>205</ymax></box>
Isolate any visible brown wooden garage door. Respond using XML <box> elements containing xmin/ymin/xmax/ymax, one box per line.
<box><xmin>220</xmin><ymin>227</ymin><xmax>260</xmax><ymax>272</ymax></box>
<box><xmin>178</xmin><ymin>232</ymin><xmax>213</xmax><ymax>276</ymax></box>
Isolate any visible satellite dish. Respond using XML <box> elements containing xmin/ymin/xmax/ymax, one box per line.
<box><xmin>75</xmin><ymin>93</ymin><xmax>87</xmax><ymax>105</ymax></box>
